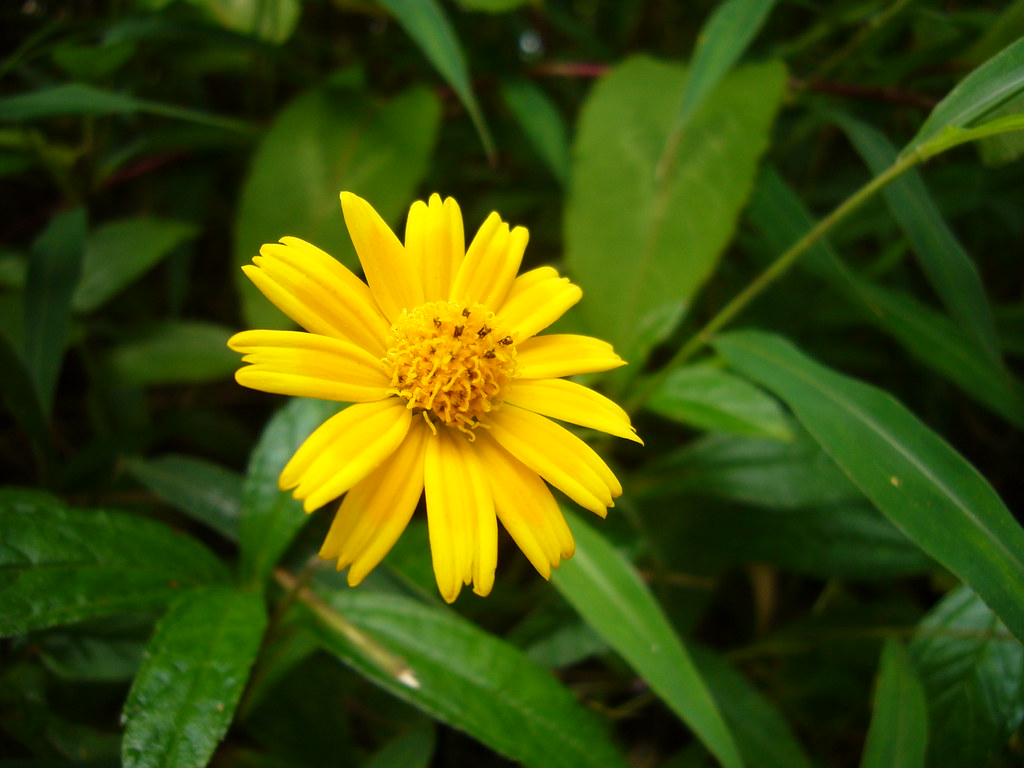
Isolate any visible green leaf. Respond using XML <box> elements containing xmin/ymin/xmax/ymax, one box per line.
<box><xmin>662</xmin><ymin>0</ymin><xmax>778</xmax><ymax>146</ymax></box>
<box><xmin>0</xmin><ymin>490</ymin><xmax>228</xmax><ymax>637</ymax></box>
<box><xmin>837</xmin><ymin>115</ymin><xmax>1001</xmax><ymax>363</ymax></box>
<box><xmin>126</xmin><ymin>455</ymin><xmax>242</xmax><ymax>541</ymax></box>
<box><xmin>23</xmin><ymin>207</ymin><xmax>86</xmax><ymax>418</ymax></box>
<box><xmin>691</xmin><ymin>646</ymin><xmax>813</xmax><ymax>768</ymax></box>
<box><xmin>747</xmin><ymin>168</ymin><xmax>1024</xmax><ymax>429</ymax></box>
<box><xmin>108</xmin><ymin>321</ymin><xmax>238</xmax><ymax>386</ymax></box>
<box><xmin>451</xmin><ymin>0</ymin><xmax>528</xmax><ymax>12</ymax></box>
<box><xmin>376</xmin><ymin>0</ymin><xmax>494</xmax><ymax>159</ymax></box>
<box><xmin>234</xmin><ymin>83</ymin><xmax>440</xmax><ymax>329</ymax></box>
<box><xmin>565</xmin><ymin>57</ymin><xmax>785</xmax><ymax>375</ymax></box>
<box><xmin>0</xmin><ymin>333</ymin><xmax>53</xmax><ymax>470</ymax></box>
<box><xmin>0</xmin><ymin>83</ymin><xmax>253</xmax><ymax>133</ymax></box>
<box><xmin>552</xmin><ymin>513</ymin><xmax>744</xmax><ymax>768</ymax></box>
<box><xmin>909</xmin><ymin>586</ymin><xmax>1024</xmax><ymax>767</ymax></box>
<box><xmin>122</xmin><ymin>586</ymin><xmax>268</xmax><ymax>768</ymax></box>
<box><xmin>73</xmin><ymin>217</ymin><xmax>198</xmax><ymax>313</ymax></box>
<box><xmin>905</xmin><ymin>35</ymin><xmax>1024</xmax><ymax>158</ymax></box>
<box><xmin>646</xmin><ymin>361</ymin><xmax>792</xmax><ymax>440</ymax></box>
<box><xmin>363</xmin><ymin>722</ymin><xmax>436</xmax><ymax>768</ymax></box>
<box><xmin>240</xmin><ymin>399</ymin><xmax>341</xmax><ymax>590</ymax></box>
<box><xmin>635</xmin><ymin>434</ymin><xmax>933</xmax><ymax>581</ymax></box>
<box><xmin>500</xmin><ymin>79</ymin><xmax>570</xmax><ymax>184</ymax></box>
<box><xmin>190</xmin><ymin>0</ymin><xmax>301</xmax><ymax>44</ymax></box>
<box><xmin>714</xmin><ymin>330</ymin><xmax>1024</xmax><ymax>644</ymax></box>
<box><xmin>860</xmin><ymin>640</ymin><xmax>928</xmax><ymax>768</ymax></box>
<box><xmin>306</xmin><ymin>587</ymin><xmax>628</xmax><ymax>768</ymax></box>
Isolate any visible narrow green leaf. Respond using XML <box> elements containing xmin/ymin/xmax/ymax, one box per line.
<box><xmin>122</xmin><ymin>586</ymin><xmax>267</xmax><ymax>768</ymax></box>
<box><xmin>0</xmin><ymin>490</ymin><xmax>228</xmax><ymax>637</ymax></box>
<box><xmin>0</xmin><ymin>83</ymin><xmax>253</xmax><ymax>132</ymax></box>
<box><xmin>691</xmin><ymin>646</ymin><xmax>813</xmax><ymax>768</ymax></box>
<box><xmin>306</xmin><ymin>588</ymin><xmax>628</xmax><ymax>768</ymax></box>
<box><xmin>647</xmin><ymin>361</ymin><xmax>792</xmax><ymax>440</ymax></box>
<box><xmin>0</xmin><ymin>332</ymin><xmax>53</xmax><ymax>469</ymax></box>
<box><xmin>126</xmin><ymin>455</ymin><xmax>242</xmax><ymax>541</ymax></box>
<box><xmin>500</xmin><ymin>79</ymin><xmax>570</xmax><ymax>184</ymax></box>
<box><xmin>747</xmin><ymin>168</ymin><xmax>1024</xmax><ymax>428</ymax></box>
<box><xmin>108</xmin><ymin>321</ymin><xmax>238</xmax><ymax>386</ymax></box>
<box><xmin>714</xmin><ymin>330</ymin><xmax>1024</xmax><ymax>643</ymax></box>
<box><xmin>363</xmin><ymin>722</ymin><xmax>436</xmax><ymax>768</ymax></box>
<box><xmin>234</xmin><ymin>83</ymin><xmax>440</xmax><ymax>328</ymax></box>
<box><xmin>240</xmin><ymin>399</ymin><xmax>341</xmax><ymax>590</ymax></box>
<box><xmin>905</xmin><ymin>36</ymin><xmax>1024</xmax><ymax>157</ymax></box>
<box><xmin>909</xmin><ymin>586</ymin><xmax>1024</xmax><ymax>767</ymax></box>
<box><xmin>566</xmin><ymin>57</ymin><xmax>785</xmax><ymax>375</ymax></box>
<box><xmin>553</xmin><ymin>513</ymin><xmax>744</xmax><ymax>768</ymax></box>
<box><xmin>860</xmin><ymin>640</ymin><xmax>928</xmax><ymax>768</ymax></box>
<box><xmin>837</xmin><ymin>115</ymin><xmax>1001</xmax><ymax>363</ymax></box>
<box><xmin>658</xmin><ymin>0</ymin><xmax>778</xmax><ymax>174</ymax></box>
<box><xmin>375</xmin><ymin>0</ymin><xmax>494</xmax><ymax>159</ymax></box>
<box><xmin>23</xmin><ymin>207</ymin><xmax>86</xmax><ymax>418</ymax></box>
<box><xmin>73</xmin><ymin>218</ymin><xmax>197</xmax><ymax>313</ymax></box>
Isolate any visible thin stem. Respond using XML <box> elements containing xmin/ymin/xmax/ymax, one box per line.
<box><xmin>624</xmin><ymin>153</ymin><xmax>920</xmax><ymax>416</ymax></box>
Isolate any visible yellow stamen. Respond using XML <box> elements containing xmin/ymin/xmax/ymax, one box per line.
<box><xmin>385</xmin><ymin>302</ymin><xmax>517</xmax><ymax>435</ymax></box>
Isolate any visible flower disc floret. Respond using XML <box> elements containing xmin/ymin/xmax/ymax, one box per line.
<box><xmin>385</xmin><ymin>301</ymin><xmax>517</xmax><ymax>434</ymax></box>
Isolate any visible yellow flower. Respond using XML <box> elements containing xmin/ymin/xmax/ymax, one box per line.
<box><xmin>229</xmin><ymin>192</ymin><xmax>641</xmax><ymax>602</ymax></box>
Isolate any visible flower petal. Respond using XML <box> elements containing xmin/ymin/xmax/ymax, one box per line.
<box><xmin>474</xmin><ymin>433</ymin><xmax>575</xmax><ymax>577</ymax></box>
<box><xmin>450</xmin><ymin>212</ymin><xmax>529</xmax><ymax>310</ymax></box>
<box><xmin>318</xmin><ymin>418</ymin><xmax>429</xmax><ymax>585</ymax></box>
<box><xmin>503</xmin><ymin>378</ymin><xmax>643</xmax><ymax>444</ymax></box>
<box><xmin>516</xmin><ymin>334</ymin><xmax>626</xmax><ymax>379</ymax></box>
<box><xmin>280</xmin><ymin>399</ymin><xmax>413</xmax><ymax>512</ymax></box>
<box><xmin>495</xmin><ymin>267</ymin><xmax>582</xmax><ymax>342</ymax></box>
<box><xmin>423</xmin><ymin>428</ymin><xmax>498</xmax><ymax>602</ymax></box>
<box><xmin>341</xmin><ymin>191</ymin><xmax>423</xmax><ymax>321</ymax></box>
<box><xmin>245</xmin><ymin>237</ymin><xmax>389</xmax><ymax>354</ymax></box>
<box><xmin>405</xmin><ymin>194</ymin><xmax>465</xmax><ymax>302</ymax></box>
<box><xmin>486</xmin><ymin>404</ymin><xmax>621</xmax><ymax>516</ymax></box>
<box><xmin>229</xmin><ymin>330</ymin><xmax>391</xmax><ymax>403</ymax></box>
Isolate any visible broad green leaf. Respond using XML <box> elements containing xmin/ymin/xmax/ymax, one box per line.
<box><xmin>235</xmin><ymin>83</ymin><xmax>440</xmax><ymax>328</ymax></box>
<box><xmin>905</xmin><ymin>36</ymin><xmax>1024</xmax><ymax>157</ymax></box>
<box><xmin>73</xmin><ymin>218</ymin><xmax>197</xmax><ymax>313</ymax></box>
<box><xmin>306</xmin><ymin>588</ymin><xmax>628</xmax><ymax>768</ymax></box>
<box><xmin>108</xmin><ymin>321</ymin><xmax>237</xmax><ymax>386</ymax></box>
<box><xmin>714</xmin><ymin>331</ymin><xmax>1024</xmax><ymax>643</ymax></box>
<box><xmin>23</xmin><ymin>207</ymin><xmax>86</xmax><ymax>418</ymax></box>
<box><xmin>837</xmin><ymin>116</ymin><xmax>1001</xmax><ymax>363</ymax></box>
<box><xmin>122</xmin><ymin>586</ymin><xmax>267</xmax><ymax>768</ymax></box>
<box><xmin>35</xmin><ymin>617</ymin><xmax>149</xmax><ymax>683</ymax></box>
<box><xmin>909</xmin><ymin>586</ymin><xmax>1024</xmax><ymax>768</ymax></box>
<box><xmin>126</xmin><ymin>455</ymin><xmax>242</xmax><ymax>541</ymax></box>
<box><xmin>566</xmin><ymin>57</ymin><xmax>785</xmax><ymax>375</ymax></box>
<box><xmin>500</xmin><ymin>79</ymin><xmax>569</xmax><ymax>184</ymax></box>
<box><xmin>190</xmin><ymin>0</ymin><xmax>301</xmax><ymax>44</ymax></box>
<box><xmin>691</xmin><ymin>646</ymin><xmax>813</xmax><ymax>768</ymax></box>
<box><xmin>375</xmin><ymin>0</ymin><xmax>494</xmax><ymax>159</ymax></box>
<box><xmin>0</xmin><ymin>83</ymin><xmax>252</xmax><ymax>132</ymax></box>
<box><xmin>51</xmin><ymin>40</ymin><xmax>137</xmax><ymax>81</ymax></box>
<box><xmin>646</xmin><ymin>361</ymin><xmax>791</xmax><ymax>440</ymax></box>
<box><xmin>662</xmin><ymin>0</ymin><xmax>778</xmax><ymax>146</ymax></box>
<box><xmin>860</xmin><ymin>640</ymin><xmax>928</xmax><ymax>768</ymax></box>
<box><xmin>0</xmin><ymin>490</ymin><xmax>228</xmax><ymax>636</ymax></box>
<box><xmin>747</xmin><ymin>168</ymin><xmax>1024</xmax><ymax>429</ymax></box>
<box><xmin>240</xmin><ymin>398</ymin><xmax>341</xmax><ymax>590</ymax></box>
<box><xmin>552</xmin><ymin>513</ymin><xmax>744</xmax><ymax>768</ymax></box>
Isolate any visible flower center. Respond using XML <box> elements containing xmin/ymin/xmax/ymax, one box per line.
<box><xmin>385</xmin><ymin>301</ymin><xmax>517</xmax><ymax>435</ymax></box>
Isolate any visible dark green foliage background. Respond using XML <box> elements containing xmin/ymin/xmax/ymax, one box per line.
<box><xmin>2</xmin><ymin>1</ymin><xmax>1024</xmax><ymax>767</ymax></box>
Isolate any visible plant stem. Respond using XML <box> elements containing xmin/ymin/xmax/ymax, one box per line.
<box><xmin>624</xmin><ymin>152</ymin><xmax>920</xmax><ymax>415</ymax></box>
